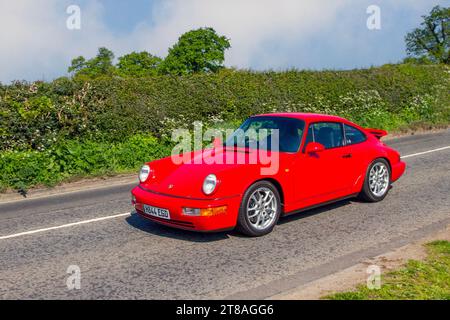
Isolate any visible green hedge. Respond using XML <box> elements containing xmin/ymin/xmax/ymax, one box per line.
<box><xmin>0</xmin><ymin>135</ymin><xmax>172</xmax><ymax>191</ymax></box>
<box><xmin>0</xmin><ymin>63</ymin><xmax>449</xmax><ymax>190</ymax></box>
<box><xmin>1</xmin><ymin>63</ymin><xmax>449</xmax><ymax>152</ymax></box>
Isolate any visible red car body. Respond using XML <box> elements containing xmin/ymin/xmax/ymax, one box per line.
<box><xmin>131</xmin><ymin>113</ymin><xmax>405</xmax><ymax>233</ymax></box>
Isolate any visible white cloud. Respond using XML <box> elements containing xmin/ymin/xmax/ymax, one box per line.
<box><xmin>0</xmin><ymin>0</ymin><xmax>446</xmax><ymax>82</ymax></box>
<box><xmin>0</xmin><ymin>0</ymin><xmax>351</xmax><ymax>82</ymax></box>
<box><xmin>0</xmin><ymin>0</ymin><xmax>114</xmax><ymax>82</ymax></box>
<box><xmin>131</xmin><ymin>0</ymin><xmax>349</xmax><ymax>67</ymax></box>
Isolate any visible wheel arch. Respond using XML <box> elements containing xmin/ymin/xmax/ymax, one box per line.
<box><xmin>253</xmin><ymin>178</ymin><xmax>285</xmax><ymax>208</ymax></box>
<box><xmin>354</xmin><ymin>155</ymin><xmax>392</xmax><ymax>194</ymax></box>
<box><xmin>374</xmin><ymin>156</ymin><xmax>392</xmax><ymax>178</ymax></box>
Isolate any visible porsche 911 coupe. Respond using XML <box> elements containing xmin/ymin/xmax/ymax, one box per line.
<box><xmin>131</xmin><ymin>113</ymin><xmax>406</xmax><ymax>236</ymax></box>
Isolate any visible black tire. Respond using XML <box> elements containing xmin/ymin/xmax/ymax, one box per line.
<box><xmin>359</xmin><ymin>158</ymin><xmax>391</xmax><ymax>202</ymax></box>
<box><xmin>236</xmin><ymin>181</ymin><xmax>282</xmax><ymax>237</ymax></box>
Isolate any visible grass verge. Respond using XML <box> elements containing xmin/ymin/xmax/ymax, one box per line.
<box><xmin>325</xmin><ymin>240</ymin><xmax>450</xmax><ymax>300</ymax></box>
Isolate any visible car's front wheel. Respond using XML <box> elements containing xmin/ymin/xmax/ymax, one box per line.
<box><xmin>359</xmin><ymin>158</ymin><xmax>391</xmax><ymax>202</ymax></box>
<box><xmin>236</xmin><ymin>181</ymin><xmax>281</xmax><ymax>236</ymax></box>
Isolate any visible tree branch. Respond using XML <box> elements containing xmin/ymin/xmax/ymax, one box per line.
<box><xmin>441</xmin><ymin>20</ymin><xmax>447</xmax><ymax>44</ymax></box>
<box><xmin>417</xmin><ymin>38</ymin><xmax>434</xmax><ymax>53</ymax></box>
<box><xmin>426</xmin><ymin>21</ymin><xmax>442</xmax><ymax>45</ymax></box>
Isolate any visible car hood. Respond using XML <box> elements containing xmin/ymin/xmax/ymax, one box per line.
<box><xmin>140</xmin><ymin>147</ymin><xmax>288</xmax><ymax>199</ymax></box>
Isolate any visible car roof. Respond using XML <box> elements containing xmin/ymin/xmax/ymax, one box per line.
<box><xmin>252</xmin><ymin>112</ymin><xmax>348</xmax><ymax>123</ymax></box>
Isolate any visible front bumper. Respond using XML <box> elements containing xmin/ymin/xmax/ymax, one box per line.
<box><xmin>131</xmin><ymin>185</ymin><xmax>241</xmax><ymax>232</ymax></box>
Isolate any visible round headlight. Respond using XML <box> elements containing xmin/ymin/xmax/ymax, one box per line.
<box><xmin>139</xmin><ymin>165</ymin><xmax>151</xmax><ymax>183</ymax></box>
<box><xmin>202</xmin><ymin>174</ymin><xmax>217</xmax><ymax>195</ymax></box>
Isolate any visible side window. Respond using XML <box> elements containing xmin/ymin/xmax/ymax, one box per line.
<box><xmin>311</xmin><ymin>122</ymin><xmax>344</xmax><ymax>149</ymax></box>
<box><xmin>344</xmin><ymin>124</ymin><xmax>366</xmax><ymax>145</ymax></box>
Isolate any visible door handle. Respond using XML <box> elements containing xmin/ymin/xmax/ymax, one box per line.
<box><xmin>342</xmin><ymin>153</ymin><xmax>352</xmax><ymax>158</ymax></box>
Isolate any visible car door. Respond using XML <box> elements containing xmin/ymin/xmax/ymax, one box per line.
<box><xmin>292</xmin><ymin>121</ymin><xmax>352</xmax><ymax>206</ymax></box>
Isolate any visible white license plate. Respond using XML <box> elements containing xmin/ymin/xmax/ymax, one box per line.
<box><xmin>143</xmin><ymin>204</ymin><xmax>170</xmax><ymax>220</ymax></box>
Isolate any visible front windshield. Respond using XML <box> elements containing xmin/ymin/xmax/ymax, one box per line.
<box><xmin>225</xmin><ymin>116</ymin><xmax>305</xmax><ymax>153</ymax></box>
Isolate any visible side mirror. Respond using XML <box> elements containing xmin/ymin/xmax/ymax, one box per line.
<box><xmin>305</xmin><ymin>142</ymin><xmax>325</xmax><ymax>154</ymax></box>
<box><xmin>212</xmin><ymin>137</ymin><xmax>223</xmax><ymax>148</ymax></box>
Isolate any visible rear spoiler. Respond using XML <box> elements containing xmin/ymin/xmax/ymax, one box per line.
<box><xmin>365</xmin><ymin>128</ymin><xmax>388</xmax><ymax>140</ymax></box>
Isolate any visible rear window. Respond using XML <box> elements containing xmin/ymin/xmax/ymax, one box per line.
<box><xmin>307</xmin><ymin>122</ymin><xmax>345</xmax><ymax>149</ymax></box>
<box><xmin>344</xmin><ymin>124</ymin><xmax>366</xmax><ymax>145</ymax></box>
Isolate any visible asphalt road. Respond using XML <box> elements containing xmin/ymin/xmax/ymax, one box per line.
<box><xmin>0</xmin><ymin>130</ymin><xmax>449</xmax><ymax>299</ymax></box>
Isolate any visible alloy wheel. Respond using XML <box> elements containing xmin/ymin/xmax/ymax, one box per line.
<box><xmin>369</xmin><ymin>162</ymin><xmax>389</xmax><ymax>197</ymax></box>
<box><xmin>246</xmin><ymin>187</ymin><xmax>278</xmax><ymax>230</ymax></box>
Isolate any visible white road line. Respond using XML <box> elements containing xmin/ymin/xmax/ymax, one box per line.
<box><xmin>0</xmin><ymin>212</ymin><xmax>130</xmax><ymax>240</ymax></box>
<box><xmin>1</xmin><ymin>145</ymin><xmax>449</xmax><ymax>241</ymax></box>
<box><xmin>401</xmin><ymin>145</ymin><xmax>450</xmax><ymax>159</ymax></box>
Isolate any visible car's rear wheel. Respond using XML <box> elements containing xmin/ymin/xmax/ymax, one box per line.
<box><xmin>236</xmin><ymin>181</ymin><xmax>281</xmax><ymax>237</ymax></box>
<box><xmin>359</xmin><ymin>158</ymin><xmax>391</xmax><ymax>202</ymax></box>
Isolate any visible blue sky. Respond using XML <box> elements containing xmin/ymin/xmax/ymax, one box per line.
<box><xmin>0</xmin><ymin>0</ymin><xmax>448</xmax><ymax>83</ymax></box>
<box><xmin>102</xmin><ymin>1</ymin><xmax>157</xmax><ymax>34</ymax></box>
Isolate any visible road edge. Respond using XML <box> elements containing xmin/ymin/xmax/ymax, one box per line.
<box><xmin>0</xmin><ymin>174</ymin><xmax>137</xmax><ymax>204</ymax></box>
<box><xmin>268</xmin><ymin>224</ymin><xmax>450</xmax><ymax>300</ymax></box>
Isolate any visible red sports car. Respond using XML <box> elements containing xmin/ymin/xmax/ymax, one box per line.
<box><xmin>131</xmin><ymin>113</ymin><xmax>405</xmax><ymax>236</ymax></box>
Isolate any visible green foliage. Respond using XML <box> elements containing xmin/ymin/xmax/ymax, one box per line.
<box><xmin>403</xmin><ymin>56</ymin><xmax>434</xmax><ymax>65</ymax></box>
<box><xmin>68</xmin><ymin>47</ymin><xmax>116</xmax><ymax>78</ymax></box>
<box><xmin>67</xmin><ymin>56</ymin><xmax>86</xmax><ymax>74</ymax></box>
<box><xmin>2</xmin><ymin>64</ymin><xmax>449</xmax><ymax>151</ymax></box>
<box><xmin>1</xmin><ymin>64</ymin><xmax>449</xmax><ymax>190</ymax></box>
<box><xmin>0</xmin><ymin>134</ymin><xmax>172</xmax><ymax>191</ymax></box>
<box><xmin>117</xmin><ymin>51</ymin><xmax>162</xmax><ymax>77</ymax></box>
<box><xmin>405</xmin><ymin>5</ymin><xmax>450</xmax><ymax>64</ymax></box>
<box><xmin>66</xmin><ymin>28</ymin><xmax>230</xmax><ymax>78</ymax></box>
<box><xmin>160</xmin><ymin>27</ymin><xmax>231</xmax><ymax>75</ymax></box>
<box><xmin>325</xmin><ymin>241</ymin><xmax>450</xmax><ymax>300</ymax></box>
